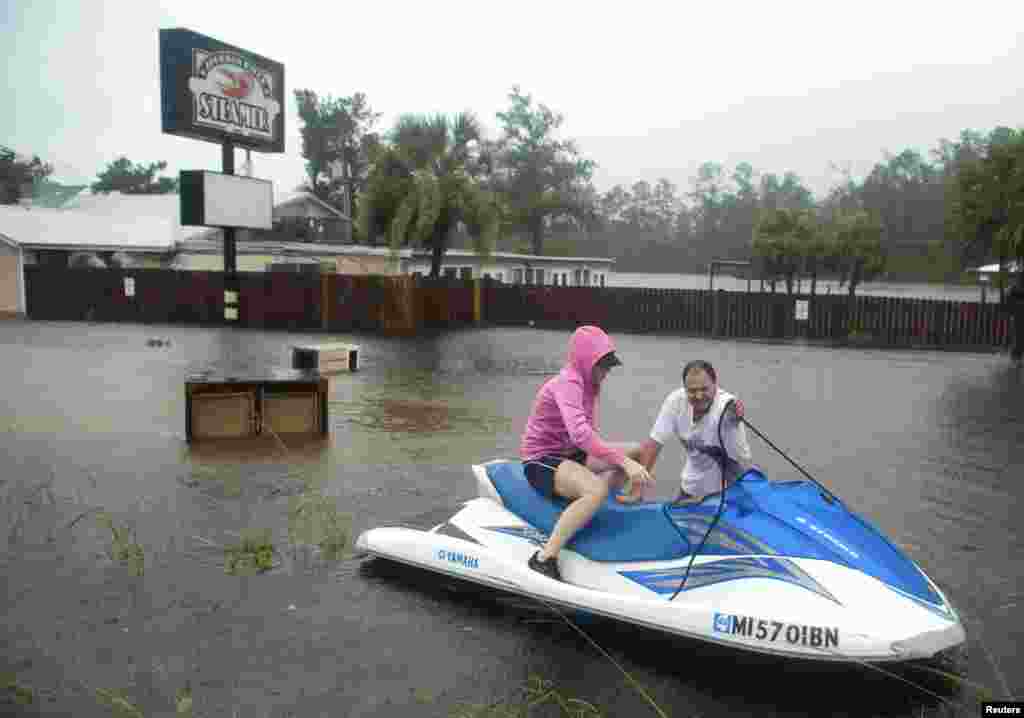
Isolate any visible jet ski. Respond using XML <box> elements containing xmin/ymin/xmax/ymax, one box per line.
<box><xmin>355</xmin><ymin>458</ymin><xmax>965</xmax><ymax>663</ymax></box>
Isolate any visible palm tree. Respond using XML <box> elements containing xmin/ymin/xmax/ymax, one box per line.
<box><xmin>357</xmin><ymin>112</ymin><xmax>499</xmax><ymax>277</ymax></box>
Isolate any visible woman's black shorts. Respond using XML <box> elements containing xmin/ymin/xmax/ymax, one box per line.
<box><xmin>524</xmin><ymin>449</ymin><xmax>587</xmax><ymax>497</ymax></box>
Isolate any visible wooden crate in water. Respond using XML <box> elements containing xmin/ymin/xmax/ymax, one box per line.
<box><xmin>189</xmin><ymin>391</ymin><xmax>257</xmax><ymax>439</ymax></box>
<box><xmin>292</xmin><ymin>343</ymin><xmax>359</xmax><ymax>373</ymax></box>
<box><xmin>262</xmin><ymin>391</ymin><xmax>320</xmax><ymax>435</ymax></box>
<box><xmin>185</xmin><ymin>372</ymin><xmax>329</xmax><ymax>443</ymax></box>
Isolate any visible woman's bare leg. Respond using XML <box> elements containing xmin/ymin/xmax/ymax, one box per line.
<box><xmin>536</xmin><ymin>461</ymin><xmax>609</xmax><ymax>561</ymax></box>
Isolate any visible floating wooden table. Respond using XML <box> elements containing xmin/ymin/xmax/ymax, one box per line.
<box><xmin>185</xmin><ymin>367</ymin><xmax>329</xmax><ymax>443</ymax></box>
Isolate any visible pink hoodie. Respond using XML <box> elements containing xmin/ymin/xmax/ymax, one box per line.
<box><xmin>519</xmin><ymin>326</ymin><xmax>627</xmax><ymax>468</ymax></box>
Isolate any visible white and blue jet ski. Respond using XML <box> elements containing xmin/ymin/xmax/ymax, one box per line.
<box><xmin>355</xmin><ymin>459</ymin><xmax>965</xmax><ymax>663</ymax></box>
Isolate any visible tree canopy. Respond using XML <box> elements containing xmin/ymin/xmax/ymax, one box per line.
<box><xmin>0</xmin><ymin>146</ymin><xmax>53</xmax><ymax>204</ymax></box>
<box><xmin>91</xmin><ymin>157</ymin><xmax>177</xmax><ymax>194</ymax></box>
<box><xmin>293</xmin><ymin>89</ymin><xmax>381</xmax><ymax>221</ymax></box>
<box><xmin>358</xmin><ymin>112</ymin><xmax>499</xmax><ymax>277</ymax></box>
<box><xmin>752</xmin><ymin>208</ymin><xmax>818</xmax><ymax>295</ymax></box>
<box><xmin>490</xmin><ymin>86</ymin><xmax>598</xmax><ymax>255</ymax></box>
<box><xmin>945</xmin><ymin>126</ymin><xmax>1024</xmax><ymax>286</ymax></box>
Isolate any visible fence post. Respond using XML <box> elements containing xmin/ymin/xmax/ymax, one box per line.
<box><xmin>473</xmin><ymin>277</ymin><xmax>482</xmax><ymax>324</ymax></box>
<box><xmin>321</xmin><ymin>273</ymin><xmax>330</xmax><ymax>331</ymax></box>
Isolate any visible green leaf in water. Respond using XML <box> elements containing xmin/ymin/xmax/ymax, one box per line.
<box><xmin>95</xmin><ymin>687</ymin><xmax>144</xmax><ymax>718</ymax></box>
<box><xmin>176</xmin><ymin>684</ymin><xmax>193</xmax><ymax>716</ymax></box>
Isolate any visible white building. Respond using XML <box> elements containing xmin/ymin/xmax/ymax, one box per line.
<box><xmin>402</xmin><ymin>250</ymin><xmax>614</xmax><ymax>286</ymax></box>
<box><xmin>0</xmin><ymin>190</ymin><xmax>615</xmax><ymax>316</ymax></box>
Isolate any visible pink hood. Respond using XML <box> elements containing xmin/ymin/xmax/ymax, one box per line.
<box><xmin>566</xmin><ymin>325</ymin><xmax>616</xmax><ymax>387</ymax></box>
<box><xmin>519</xmin><ymin>326</ymin><xmax>626</xmax><ymax>467</ymax></box>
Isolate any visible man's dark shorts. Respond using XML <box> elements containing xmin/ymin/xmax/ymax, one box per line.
<box><xmin>524</xmin><ymin>449</ymin><xmax>587</xmax><ymax>497</ymax></box>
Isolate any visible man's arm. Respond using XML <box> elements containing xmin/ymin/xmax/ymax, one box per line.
<box><xmin>632</xmin><ymin>438</ymin><xmax>662</xmax><ymax>472</ymax></box>
<box><xmin>644</xmin><ymin>390</ymin><xmax>683</xmax><ymax>474</ymax></box>
<box><xmin>724</xmin><ymin>409</ymin><xmax>753</xmax><ymax>472</ymax></box>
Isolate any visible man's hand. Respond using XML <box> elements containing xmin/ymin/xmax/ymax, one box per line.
<box><xmin>618</xmin><ymin>457</ymin><xmax>654</xmax><ymax>503</ymax></box>
<box><xmin>729</xmin><ymin>399</ymin><xmax>745</xmax><ymax>423</ymax></box>
<box><xmin>622</xmin><ymin>457</ymin><xmax>652</xmax><ymax>485</ymax></box>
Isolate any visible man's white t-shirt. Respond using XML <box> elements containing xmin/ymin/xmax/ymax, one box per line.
<box><xmin>649</xmin><ymin>387</ymin><xmax>752</xmax><ymax>497</ymax></box>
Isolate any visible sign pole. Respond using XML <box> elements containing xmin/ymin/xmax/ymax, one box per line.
<box><xmin>222</xmin><ymin>141</ymin><xmax>237</xmax><ymax>274</ymax></box>
<box><xmin>221</xmin><ymin>141</ymin><xmax>239</xmax><ymax>323</ymax></box>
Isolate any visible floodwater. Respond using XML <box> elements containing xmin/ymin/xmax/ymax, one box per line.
<box><xmin>0</xmin><ymin>319</ymin><xmax>1021</xmax><ymax>717</ymax></box>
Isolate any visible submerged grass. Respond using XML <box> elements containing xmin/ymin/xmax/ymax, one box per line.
<box><xmin>287</xmin><ymin>489</ymin><xmax>352</xmax><ymax>560</ymax></box>
<box><xmin>175</xmin><ymin>684</ymin><xmax>193</xmax><ymax>716</ymax></box>
<box><xmin>449</xmin><ymin>675</ymin><xmax>604</xmax><ymax>717</ymax></box>
<box><xmin>93</xmin><ymin>682</ymin><xmax>191</xmax><ymax>717</ymax></box>
<box><xmin>1</xmin><ymin>672</ymin><xmax>34</xmax><ymax>706</ymax></box>
<box><xmin>95</xmin><ymin>687</ymin><xmax>145</xmax><ymax>718</ymax></box>
<box><xmin>224</xmin><ymin>528</ymin><xmax>276</xmax><ymax>575</ymax></box>
<box><xmin>95</xmin><ymin>511</ymin><xmax>145</xmax><ymax>576</ymax></box>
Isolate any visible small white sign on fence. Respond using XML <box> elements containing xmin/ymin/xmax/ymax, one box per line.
<box><xmin>124</xmin><ymin>277</ymin><xmax>135</xmax><ymax>298</ymax></box>
<box><xmin>795</xmin><ymin>299</ymin><xmax>809</xmax><ymax>321</ymax></box>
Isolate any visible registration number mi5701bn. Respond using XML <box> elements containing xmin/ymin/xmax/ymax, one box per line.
<box><xmin>714</xmin><ymin>613</ymin><xmax>839</xmax><ymax>648</ymax></box>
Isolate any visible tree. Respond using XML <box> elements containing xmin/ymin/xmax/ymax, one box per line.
<box><xmin>91</xmin><ymin>157</ymin><xmax>177</xmax><ymax>194</ymax></box>
<box><xmin>802</xmin><ymin>225</ymin><xmax>834</xmax><ymax>297</ymax></box>
<box><xmin>753</xmin><ymin>208</ymin><xmax>817</xmax><ymax>294</ymax></box>
<box><xmin>0</xmin><ymin>146</ymin><xmax>53</xmax><ymax>204</ymax></box>
<box><xmin>293</xmin><ymin>90</ymin><xmax>382</xmax><ymax>224</ymax></box>
<box><xmin>946</xmin><ymin>127</ymin><xmax>1024</xmax><ymax>293</ymax></box>
<box><xmin>759</xmin><ymin>171</ymin><xmax>814</xmax><ymax>212</ymax></box>
<box><xmin>358</xmin><ymin>112</ymin><xmax>500</xmax><ymax>277</ymax></box>
<box><xmin>688</xmin><ymin>162</ymin><xmax>730</xmax><ymax>249</ymax></box>
<box><xmin>831</xmin><ymin>210</ymin><xmax>886</xmax><ymax>297</ymax></box>
<box><xmin>491</xmin><ymin>86</ymin><xmax>598</xmax><ymax>255</ymax></box>
<box><xmin>858</xmin><ymin>149</ymin><xmax>943</xmax><ymax>259</ymax></box>
<box><xmin>599</xmin><ymin>178</ymin><xmax>681</xmax><ymax>236</ymax></box>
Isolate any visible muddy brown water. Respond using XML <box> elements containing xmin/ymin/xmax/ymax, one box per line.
<box><xmin>1</xmin><ymin>319</ymin><xmax>1021</xmax><ymax>717</ymax></box>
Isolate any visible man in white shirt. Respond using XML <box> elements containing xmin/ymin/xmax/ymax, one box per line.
<box><xmin>625</xmin><ymin>360</ymin><xmax>752</xmax><ymax>502</ymax></box>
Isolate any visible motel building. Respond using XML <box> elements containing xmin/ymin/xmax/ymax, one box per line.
<box><xmin>0</xmin><ymin>189</ymin><xmax>614</xmax><ymax>317</ymax></box>
<box><xmin>401</xmin><ymin>250</ymin><xmax>613</xmax><ymax>287</ymax></box>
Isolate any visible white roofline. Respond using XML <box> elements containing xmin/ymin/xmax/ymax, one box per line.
<box><xmin>0</xmin><ymin>232</ymin><xmax>18</xmax><ymax>250</ymax></box>
<box><xmin>178</xmin><ymin>239</ymin><xmax>402</xmax><ymax>257</ymax></box>
<box><xmin>972</xmin><ymin>261</ymin><xmax>1021</xmax><ymax>274</ymax></box>
<box><xmin>277</xmin><ymin>192</ymin><xmax>351</xmax><ymax>221</ymax></box>
<box><xmin>175</xmin><ymin>240</ymin><xmax>615</xmax><ymax>265</ymax></box>
<box><xmin>20</xmin><ymin>243</ymin><xmax>174</xmax><ymax>254</ymax></box>
<box><xmin>409</xmin><ymin>250</ymin><xmax>615</xmax><ymax>264</ymax></box>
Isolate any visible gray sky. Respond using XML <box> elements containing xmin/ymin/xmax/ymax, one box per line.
<box><xmin>3</xmin><ymin>0</ymin><xmax>1023</xmax><ymax>202</ymax></box>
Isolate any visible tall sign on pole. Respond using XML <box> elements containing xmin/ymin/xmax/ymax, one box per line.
<box><xmin>159</xmin><ymin>28</ymin><xmax>284</xmax><ymax>321</ymax></box>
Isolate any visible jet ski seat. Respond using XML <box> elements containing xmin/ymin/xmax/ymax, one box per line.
<box><xmin>484</xmin><ymin>460</ymin><xmax>691</xmax><ymax>562</ymax></box>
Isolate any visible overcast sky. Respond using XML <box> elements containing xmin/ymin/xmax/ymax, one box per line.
<box><xmin>3</xmin><ymin>0</ymin><xmax>1023</xmax><ymax>202</ymax></box>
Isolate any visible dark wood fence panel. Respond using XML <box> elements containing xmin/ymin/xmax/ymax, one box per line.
<box><xmin>21</xmin><ymin>268</ymin><xmax>1017</xmax><ymax>352</ymax></box>
<box><xmin>418</xmin><ymin>279</ymin><xmax>474</xmax><ymax>327</ymax></box>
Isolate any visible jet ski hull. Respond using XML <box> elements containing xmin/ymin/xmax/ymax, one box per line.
<box><xmin>355</xmin><ymin>460</ymin><xmax>965</xmax><ymax>663</ymax></box>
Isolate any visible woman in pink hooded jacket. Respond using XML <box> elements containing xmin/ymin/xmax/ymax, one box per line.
<box><xmin>520</xmin><ymin>325</ymin><xmax>653</xmax><ymax>581</ymax></box>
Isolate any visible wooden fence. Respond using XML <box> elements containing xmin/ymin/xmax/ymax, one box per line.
<box><xmin>22</xmin><ymin>267</ymin><xmax>1018</xmax><ymax>352</ymax></box>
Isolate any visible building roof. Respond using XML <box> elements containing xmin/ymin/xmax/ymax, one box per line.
<box><xmin>0</xmin><ymin>202</ymin><xmax>185</xmax><ymax>253</ymax></box>
<box><xmin>177</xmin><ymin>240</ymin><xmax>615</xmax><ymax>265</ymax></box>
<box><xmin>179</xmin><ymin>238</ymin><xmax>399</xmax><ymax>257</ymax></box>
<box><xmin>0</xmin><ymin>190</ymin><xmax>613</xmax><ymax>266</ymax></box>
<box><xmin>409</xmin><ymin>249</ymin><xmax>615</xmax><ymax>265</ymax></box>
<box><xmin>274</xmin><ymin>190</ymin><xmax>350</xmax><ymax>220</ymax></box>
<box><xmin>174</xmin><ymin>190</ymin><xmax>351</xmax><ymax>243</ymax></box>
<box><xmin>0</xmin><ymin>190</ymin><xmax>350</xmax><ymax>253</ymax></box>
<box><xmin>0</xmin><ymin>191</ymin><xmax>210</xmax><ymax>252</ymax></box>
